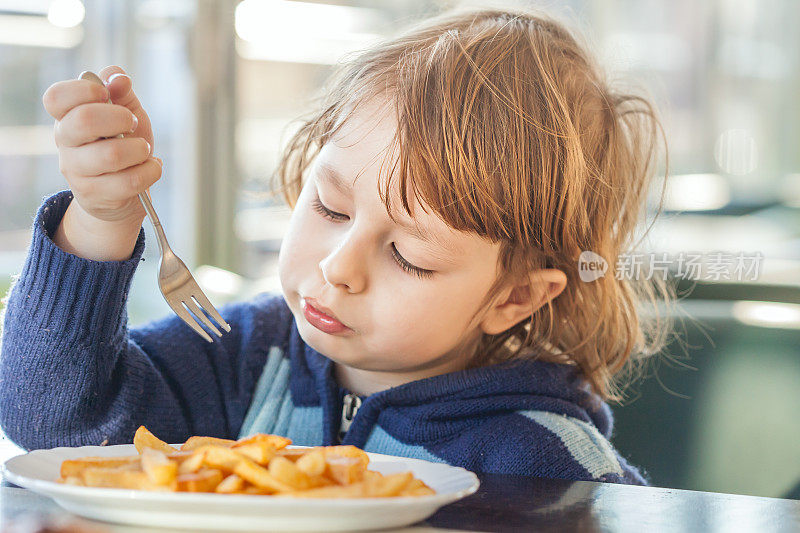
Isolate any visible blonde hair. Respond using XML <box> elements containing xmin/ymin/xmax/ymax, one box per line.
<box><xmin>273</xmin><ymin>6</ymin><xmax>676</xmax><ymax>403</ymax></box>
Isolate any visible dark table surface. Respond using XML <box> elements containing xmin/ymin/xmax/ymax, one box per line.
<box><xmin>430</xmin><ymin>473</ymin><xmax>800</xmax><ymax>532</ymax></box>
<box><xmin>3</xmin><ymin>473</ymin><xmax>799</xmax><ymax>532</ymax></box>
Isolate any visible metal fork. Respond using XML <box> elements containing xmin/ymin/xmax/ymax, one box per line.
<box><xmin>79</xmin><ymin>71</ymin><xmax>231</xmax><ymax>342</ymax></box>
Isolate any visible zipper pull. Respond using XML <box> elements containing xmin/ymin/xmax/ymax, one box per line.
<box><xmin>339</xmin><ymin>393</ymin><xmax>362</xmax><ymax>443</ymax></box>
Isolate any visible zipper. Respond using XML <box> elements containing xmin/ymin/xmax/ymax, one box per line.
<box><xmin>338</xmin><ymin>393</ymin><xmax>362</xmax><ymax>443</ymax></box>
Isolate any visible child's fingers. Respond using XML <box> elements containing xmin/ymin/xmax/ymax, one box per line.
<box><xmin>71</xmin><ymin>157</ymin><xmax>163</xmax><ymax>205</ymax></box>
<box><xmin>59</xmin><ymin>137</ymin><xmax>151</xmax><ymax>177</ymax></box>
<box><xmin>55</xmin><ymin>103</ymin><xmax>139</xmax><ymax>147</ymax></box>
<box><xmin>101</xmin><ymin>66</ymin><xmax>134</xmax><ymax>103</ymax></box>
<box><xmin>42</xmin><ymin>80</ymin><xmax>110</xmax><ymax>121</ymax></box>
<box><xmin>99</xmin><ymin>65</ymin><xmax>152</xmax><ymax>141</ymax></box>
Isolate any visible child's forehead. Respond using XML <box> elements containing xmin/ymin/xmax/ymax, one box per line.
<box><xmin>319</xmin><ymin>98</ymin><xmax>403</xmax><ymax>206</ymax></box>
<box><xmin>313</xmin><ymin>97</ymin><xmax>499</xmax><ymax>260</ymax></box>
<box><xmin>329</xmin><ymin>97</ymin><xmax>398</xmax><ymax>157</ymax></box>
<box><xmin>320</xmin><ymin>96</ymin><xmax>498</xmax><ymax>257</ymax></box>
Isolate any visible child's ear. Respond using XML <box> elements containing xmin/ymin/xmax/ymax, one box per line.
<box><xmin>479</xmin><ymin>269</ymin><xmax>567</xmax><ymax>336</ymax></box>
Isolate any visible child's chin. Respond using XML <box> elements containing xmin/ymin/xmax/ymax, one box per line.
<box><xmin>297</xmin><ymin>321</ymin><xmax>353</xmax><ymax>354</ymax></box>
<box><xmin>300</xmin><ymin>335</ymin><xmax>375</xmax><ymax>369</ymax></box>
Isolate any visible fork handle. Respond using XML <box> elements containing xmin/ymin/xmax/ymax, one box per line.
<box><xmin>138</xmin><ymin>190</ymin><xmax>171</xmax><ymax>256</ymax></box>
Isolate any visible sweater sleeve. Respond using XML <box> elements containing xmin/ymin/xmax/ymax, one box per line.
<box><xmin>0</xmin><ymin>191</ymin><xmax>293</xmax><ymax>450</ymax></box>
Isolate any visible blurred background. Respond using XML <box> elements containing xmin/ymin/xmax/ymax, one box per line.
<box><xmin>0</xmin><ymin>0</ymin><xmax>798</xmax><ymax>499</ymax></box>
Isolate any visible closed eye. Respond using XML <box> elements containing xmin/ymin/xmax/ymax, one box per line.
<box><xmin>311</xmin><ymin>195</ymin><xmax>435</xmax><ymax>280</ymax></box>
<box><xmin>311</xmin><ymin>195</ymin><xmax>348</xmax><ymax>222</ymax></box>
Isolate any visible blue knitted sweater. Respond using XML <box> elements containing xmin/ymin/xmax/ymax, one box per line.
<box><xmin>0</xmin><ymin>191</ymin><xmax>649</xmax><ymax>485</ymax></box>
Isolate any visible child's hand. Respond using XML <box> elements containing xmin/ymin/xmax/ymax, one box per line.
<box><xmin>43</xmin><ymin>66</ymin><xmax>162</xmax><ymax>261</ymax></box>
<box><xmin>44</xmin><ymin>65</ymin><xmax>160</xmax><ymax>223</ymax></box>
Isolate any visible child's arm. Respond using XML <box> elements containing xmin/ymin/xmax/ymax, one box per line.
<box><xmin>0</xmin><ymin>192</ymin><xmax>227</xmax><ymax>449</ymax></box>
<box><xmin>0</xmin><ymin>191</ymin><xmax>291</xmax><ymax>449</ymax></box>
<box><xmin>0</xmin><ymin>68</ymin><xmax>285</xmax><ymax>449</ymax></box>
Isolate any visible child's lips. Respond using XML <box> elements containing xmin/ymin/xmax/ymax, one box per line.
<box><xmin>302</xmin><ymin>298</ymin><xmax>352</xmax><ymax>335</ymax></box>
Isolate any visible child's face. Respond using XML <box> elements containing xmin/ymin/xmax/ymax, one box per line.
<box><xmin>278</xmin><ymin>99</ymin><xmax>504</xmax><ymax>391</ymax></box>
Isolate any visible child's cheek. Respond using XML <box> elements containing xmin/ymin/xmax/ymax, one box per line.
<box><xmin>375</xmin><ymin>290</ymin><xmax>441</xmax><ymax>345</ymax></box>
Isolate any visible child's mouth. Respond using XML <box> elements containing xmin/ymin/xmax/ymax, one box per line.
<box><xmin>302</xmin><ymin>298</ymin><xmax>352</xmax><ymax>335</ymax></box>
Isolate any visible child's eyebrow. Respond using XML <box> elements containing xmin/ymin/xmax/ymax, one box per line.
<box><xmin>316</xmin><ymin>162</ymin><xmax>462</xmax><ymax>256</ymax></box>
<box><xmin>317</xmin><ymin>163</ymin><xmax>354</xmax><ymax>197</ymax></box>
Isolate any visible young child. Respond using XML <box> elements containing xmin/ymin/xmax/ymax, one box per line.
<box><xmin>1</xmin><ymin>7</ymin><xmax>672</xmax><ymax>485</ymax></box>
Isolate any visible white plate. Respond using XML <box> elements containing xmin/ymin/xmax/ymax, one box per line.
<box><xmin>2</xmin><ymin>444</ymin><xmax>479</xmax><ymax>531</ymax></box>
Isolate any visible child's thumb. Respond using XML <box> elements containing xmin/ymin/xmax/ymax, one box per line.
<box><xmin>99</xmin><ymin>65</ymin><xmax>154</xmax><ymax>146</ymax></box>
<box><xmin>100</xmin><ymin>66</ymin><xmax>142</xmax><ymax>111</ymax></box>
<box><xmin>105</xmin><ymin>72</ymin><xmax>133</xmax><ymax>103</ymax></box>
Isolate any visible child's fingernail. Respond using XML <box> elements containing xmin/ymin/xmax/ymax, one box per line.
<box><xmin>130</xmin><ymin>114</ymin><xmax>138</xmax><ymax>133</ymax></box>
<box><xmin>107</xmin><ymin>72</ymin><xmax>127</xmax><ymax>84</ymax></box>
<box><xmin>154</xmin><ymin>157</ymin><xmax>163</xmax><ymax>167</ymax></box>
<box><xmin>145</xmin><ymin>140</ymin><xmax>151</xmax><ymax>154</ymax></box>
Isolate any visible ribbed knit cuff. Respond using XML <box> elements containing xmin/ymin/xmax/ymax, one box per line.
<box><xmin>11</xmin><ymin>190</ymin><xmax>146</xmax><ymax>346</ymax></box>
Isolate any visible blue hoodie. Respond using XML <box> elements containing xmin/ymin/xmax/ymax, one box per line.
<box><xmin>0</xmin><ymin>191</ymin><xmax>648</xmax><ymax>485</ymax></box>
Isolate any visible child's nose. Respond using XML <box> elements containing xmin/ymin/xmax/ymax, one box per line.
<box><xmin>318</xmin><ymin>239</ymin><xmax>367</xmax><ymax>293</ymax></box>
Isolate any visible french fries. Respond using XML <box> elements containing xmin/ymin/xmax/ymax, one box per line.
<box><xmin>60</xmin><ymin>456</ymin><xmax>140</xmax><ymax>478</ymax></box>
<box><xmin>57</xmin><ymin>426</ymin><xmax>436</xmax><ymax>498</ymax></box>
<box><xmin>180</xmin><ymin>436</ymin><xmax>236</xmax><ymax>451</ymax></box>
<box><xmin>133</xmin><ymin>425</ymin><xmax>177</xmax><ymax>455</ymax></box>
<box><xmin>141</xmin><ymin>448</ymin><xmax>178</xmax><ymax>485</ymax></box>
